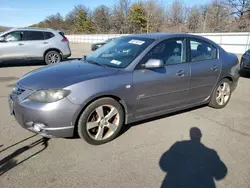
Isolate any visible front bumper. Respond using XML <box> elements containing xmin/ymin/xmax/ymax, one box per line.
<box><xmin>9</xmin><ymin>94</ymin><xmax>80</xmax><ymax>138</ymax></box>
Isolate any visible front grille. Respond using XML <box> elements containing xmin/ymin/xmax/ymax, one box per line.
<box><xmin>12</xmin><ymin>84</ymin><xmax>26</xmax><ymax>95</ymax></box>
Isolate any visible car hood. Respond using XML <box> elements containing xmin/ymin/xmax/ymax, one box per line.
<box><xmin>18</xmin><ymin>60</ymin><xmax>119</xmax><ymax>90</ymax></box>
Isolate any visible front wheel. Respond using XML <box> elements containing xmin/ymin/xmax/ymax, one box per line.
<box><xmin>77</xmin><ymin>98</ymin><xmax>124</xmax><ymax>145</ymax></box>
<box><xmin>209</xmin><ymin>78</ymin><xmax>232</xmax><ymax>109</ymax></box>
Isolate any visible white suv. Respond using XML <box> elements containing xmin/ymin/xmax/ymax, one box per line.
<box><xmin>0</xmin><ymin>28</ymin><xmax>71</xmax><ymax>64</ymax></box>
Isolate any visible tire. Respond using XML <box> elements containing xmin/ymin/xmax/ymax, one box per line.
<box><xmin>44</xmin><ymin>50</ymin><xmax>61</xmax><ymax>65</ymax></box>
<box><xmin>77</xmin><ymin>98</ymin><xmax>124</xmax><ymax>145</ymax></box>
<box><xmin>209</xmin><ymin>78</ymin><xmax>232</xmax><ymax>109</ymax></box>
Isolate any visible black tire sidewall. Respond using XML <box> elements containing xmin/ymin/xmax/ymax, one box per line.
<box><xmin>209</xmin><ymin>78</ymin><xmax>232</xmax><ymax>109</ymax></box>
<box><xmin>77</xmin><ymin>98</ymin><xmax>124</xmax><ymax>145</ymax></box>
<box><xmin>45</xmin><ymin>51</ymin><xmax>61</xmax><ymax>65</ymax></box>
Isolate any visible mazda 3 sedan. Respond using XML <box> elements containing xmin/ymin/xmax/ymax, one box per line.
<box><xmin>9</xmin><ymin>33</ymin><xmax>240</xmax><ymax>145</ymax></box>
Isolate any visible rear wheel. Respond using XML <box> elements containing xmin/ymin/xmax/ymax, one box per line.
<box><xmin>209</xmin><ymin>78</ymin><xmax>232</xmax><ymax>109</ymax></box>
<box><xmin>77</xmin><ymin>98</ymin><xmax>124</xmax><ymax>145</ymax></box>
<box><xmin>44</xmin><ymin>50</ymin><xmax>61</xmax><ymax>65</ymax></box>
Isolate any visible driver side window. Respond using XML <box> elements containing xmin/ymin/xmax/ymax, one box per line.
<box><xmin>4</xmin><ymin>31</ymin><xmax>24</xmax><ymax>42</ymax></box>
<box><xmin>139</xmin><ymin>38</ymin><xmax>186</xmax><ymax>68</ymax></box>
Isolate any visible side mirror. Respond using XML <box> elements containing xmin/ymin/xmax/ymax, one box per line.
<box><xmin>0</xmin><ymin>37</ymin><xmax>6</xmax><ymax>42</ymax></box>
<box><xmin>144</xmin><ymin>59</ymin><xmax>164</xmax><ymax>69</ymax></box>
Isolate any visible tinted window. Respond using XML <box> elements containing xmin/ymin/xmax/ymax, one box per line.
<box><xmin>190</xmin><ymin>39</ymin><xmax>217</xmax><ymax>62</ymax></box>
<box><xmin>26</xmin><ymin>31</ymin><xmax>44</xmax><ymax>40</ymax></box>
<box><xmin>59</xmin><ymin>31</ymin><xmax>65</xmax><ymax>37</ymax></box>
<box><xmin>86</xmin><ymin>37</ymin><xmax>155</xmax><ymax>68</ymax></box>
<box><xmin>44</xmin><ymin>32</ymin><xmax>54</xmax><ymax>39</ymax></box>
<box><xmin>142</xmin><ymin>38</ymin><xmax>186</xmax><ymax>66</ymax></box>
<box><xmin>4</xmin><ymin>31</ymin><xmax>24</xmax><ymax>42</ymax></box>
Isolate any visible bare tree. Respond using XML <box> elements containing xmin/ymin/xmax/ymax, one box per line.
<box><xmin>206</xmin><ymin>1</ymin><xmax>231</xmax><ymax>32</ymax></box>
<box><xmin>223</xmin><ymin>0</ymin><xmax>250</xmax><ymax>31</ymax></box>
<box><xmin>29</xmin><ymin>0</ymin><xmax>249</xmax><ymax>33</ymax></box>
<box><xmin>187</xmin><ymin>6</ymin><xmax>201</xmax><ymax>32</ymax></box>
<box><xmin>223</xmin><ymin>0</ymin><xmax>249</xmax><ymax>18</ymax></box>
<box><xmin>44</xmin><ymin>13</ymin><xmax>65</xmax><ymax>30</ymax></box>
<box><xmin>143</xmin><ymin>0</ymin><xmax>165</xmax><ymax>33</ymax></box>
<box><xmin>111</xmin><ymin>0</ymin><xmax>131</xmax><ymax>33</ymax></box>
<box><xmin>92</xmin><ymin>5</ymin><xmax>111</xmax><ymax>33</ymax></box>
<box><xmin>166</xmin><ymin>0</ymin><xmax>186</xmax><ymax>32</ymax></box>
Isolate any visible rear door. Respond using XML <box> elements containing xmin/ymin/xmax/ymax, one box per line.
<box><xmin>23</xmin><ymin>31</ymin><xmax>48</xmax><ymax>58</ymax></box>
<box><xmin>0</xmin><ymin>31</ymin><xmax>26</xmax><ymax>59</ymax></box>
<box><xmin>188</xmin><ymin>38</ymin><xmax>221</xmax><ymax>103</ymax></box>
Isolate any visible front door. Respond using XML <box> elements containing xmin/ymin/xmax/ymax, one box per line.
<box><xmin>0</xmin><ymin>31</ymin><xmax>26</xmax><ymax>60</ymax></box>
<box><xmin>133</xmin><ymin>38</ymin><xmax>191</xmax><ymax>117</ymax></box>
<box><xmin>188</xmin><ymin>38</ymin><xmax>222</xmax><ymax>103</ymax></box>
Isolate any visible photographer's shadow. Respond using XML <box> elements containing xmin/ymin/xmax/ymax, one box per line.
<box><xmin>159</xmin><ymin>127</ymin><xmax>227</xmax><ymax>188</ymax></box>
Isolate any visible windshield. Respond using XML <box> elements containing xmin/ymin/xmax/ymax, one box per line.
<box><xmin>86</xmin><ymin>37</ymin><xmax>155</xmax><ymax>68</ymax></box>
<box><xmin>0</xmin><ymin>29</ymin><xmax>12</xmax><ymax>36</ymax></box>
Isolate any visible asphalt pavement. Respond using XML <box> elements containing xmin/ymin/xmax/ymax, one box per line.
<box><xmin>1</xmin><ymin>44</ymin><xmax>250</xmax><ymax>188</ymax></box>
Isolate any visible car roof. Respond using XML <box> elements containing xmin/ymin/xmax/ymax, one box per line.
<box><xmin>9</xmin><ymin>27</ymin><xmax>61</xmax><ymax>33</ymax></box>
<box><xmin>126</xmin><ymin>33</ymin><xmax>203</xmax><ymax>39</ymax></box>
<box><xmin>124</xmin><ymin>33</ymin><xmax>220</xmax><ymax>47</ymax></box>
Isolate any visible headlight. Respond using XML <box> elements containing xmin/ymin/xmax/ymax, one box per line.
<box><xmin>28</xmin><ymin>89</ymin><xmax>71</xmax><ymax>103</ymax></box>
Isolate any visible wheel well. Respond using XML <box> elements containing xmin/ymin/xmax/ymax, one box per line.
<box><xmin>43</xmin><ymin>48</ymin><xmax>62</xmax><ymax>59</ymax></box>
<box><xmin>73</xmin><ymin>95</ymin><xmax>126</xmax><ymax>136</ymax></box>
<box><xmin>223</xmin><ymin>76</ymin><xmax>233</xmax><ymax>83</ymax></box>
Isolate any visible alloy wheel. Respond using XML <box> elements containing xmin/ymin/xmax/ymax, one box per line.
<box><xmin>48</xmin><ymin>53</ymin><xmax>60</xmax><ymax>64</ymax></box>
<box><xmin>216</xmin><ymin>82</ymin><xmax>231</xmax><ymax>106</ymax></box>
<box><xmin>86</xmin><ymin>105</ymin><xmax>120</xmax><ymax>141</ymax></box>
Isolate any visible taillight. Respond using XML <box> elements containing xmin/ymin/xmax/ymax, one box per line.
<box><xmin>61</xmin><ymin>37</ymin><xmax>68</xmax><ymax>42</ymax></box>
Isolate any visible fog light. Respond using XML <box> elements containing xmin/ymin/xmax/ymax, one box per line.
<box><xmin>33</xmin><ymin>123</ymin><xmax>45</xmax><ymax>132</ymax></box>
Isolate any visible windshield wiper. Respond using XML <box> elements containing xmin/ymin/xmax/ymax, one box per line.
<box><xmin>86</xmin><ymin>59</ymin><xmax>107</xmax><ymax>68</ymax></box>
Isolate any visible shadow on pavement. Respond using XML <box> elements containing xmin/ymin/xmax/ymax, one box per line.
<box><xmin>119</xmin><ymin>105</ymin><xmax>206</xmax><ymax>138</ymax></box>
<box><xmin>159</xmin><ymin>127</ymin><xmax>227</xmax><ymax>188</ymax></box>
<box><xmin>0</xmin><ymin>58</ymin><xmax>80</xmax><ymax>68</ymax></box>
<box><xmin>0</xmin><ymin>60</ymin><xmax>45</xmax><ymax>68</ymax></box>
<box><xmin>0</xmin><ymin>134</ymin><xmax>37</xmax><ymax>153</ymax></box>
<box><xmin>0</xmin><ymin>137</ymin><xmax>50</xmax><ymax>176</ymax></box>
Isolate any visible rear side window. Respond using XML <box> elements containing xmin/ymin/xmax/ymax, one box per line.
<box><xmin>44</xmin><ymin>32</ymin><xmax>54</xmax><ymax>39</ymax></box>
<box><xmin>26</xmin><ymin>31</ymin><xmax>44</xmax><ymax>41</ymax></box>
<box><xmin>189</xmin><ymin>39</ymin><xmax>217</xmax><ymax>62</ymax></box>
<box><xmin>59</xmin><ymin>31</ymin><xmax>65</xmax><ymax>37</ymax></box>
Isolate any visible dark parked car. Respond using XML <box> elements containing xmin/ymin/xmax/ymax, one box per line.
<box><xmin>91</xmin><ymin>38</ymin><xmax>115</xmax><ymax>51</ymax></box>
<box><xmin>9</xmin><ymin>33</ymin><xmax>240</xmax><ymax>145</ymax></box>
<box><xmin>240</xmin><ymin>49</ymin><xmax>250</xmax><ymax>71</ymax></box>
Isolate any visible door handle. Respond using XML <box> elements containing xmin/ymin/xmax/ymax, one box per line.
<box><xmin>176</xmin><ymin>70</ymin><xmax>185</xmax><ymax>77</ymax></box>
<box><xmin>211</xmin><ymin>65</ymin><xmax>218</xmax><ymax>71</ymax></box>
<box><xmin>18</xmin><ymin>43</ymin><xmax>24</xmax><ymax>46</ymax></box>
<box><xmin>43</xmin><ymin>42</ymin><xmax>49</xmax><ymax>44</ymax></box>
